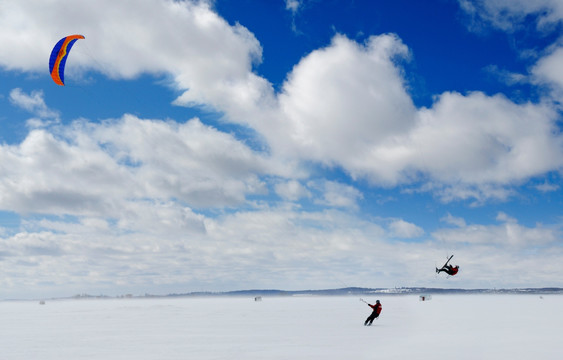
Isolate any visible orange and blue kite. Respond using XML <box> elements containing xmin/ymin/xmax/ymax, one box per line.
<box><xmin>49</xmin><ymin>34</ymin><xmax>85</xmax><ymax>86</ymax></box>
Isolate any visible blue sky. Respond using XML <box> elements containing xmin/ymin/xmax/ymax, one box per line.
<box><xmin>1</xmin><ymin>0</ymin><xmax>562</xmax><ymax>299</ymax></box>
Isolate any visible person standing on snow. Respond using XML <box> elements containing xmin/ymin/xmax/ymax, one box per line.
<box><xmin>364</xmin><ymin>300</ymin><xmax>382</xmax><ymax>326</ymax></box>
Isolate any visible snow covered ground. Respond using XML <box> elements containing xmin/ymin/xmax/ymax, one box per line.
<box><xmin>1</xmin><ymin>294</ymin><xmax>560</xmax><ymax>359</ymax></box>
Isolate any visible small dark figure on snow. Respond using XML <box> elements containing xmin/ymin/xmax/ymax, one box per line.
<box><xmin>436</xmin><ymin>264</ymin><xmax>459</xmax><ymax>276</ymax></box>
<box><xmin>364</xmin><ymin>300</ymin><xmax>382</xmax><ymax>326</ymax></box>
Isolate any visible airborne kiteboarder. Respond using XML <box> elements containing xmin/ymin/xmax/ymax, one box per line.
<box><xmin>436</xmin><ymin>255</ymin><xmax>459</xmax><ymax>276</ymax></box>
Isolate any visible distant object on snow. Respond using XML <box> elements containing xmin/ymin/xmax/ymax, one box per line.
<box><xmin>39</xmin><ymin>300</ymin><xmax>45</xmax><ymax>305</ymax></box>
<box><xmin>419</xmin><ymin>294</ymin><xmax>432</xmax><ymax>301</ymax></box>
<box><xmin>254</xmin><ymin>296</ymin><xmax>262</xmax><ymax>302</ymax></box>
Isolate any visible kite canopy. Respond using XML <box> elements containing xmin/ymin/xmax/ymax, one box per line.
<box><xmin>49</xmin><ymin>34</ymin><xmax>85</xmax><ymax>86</ymax></box>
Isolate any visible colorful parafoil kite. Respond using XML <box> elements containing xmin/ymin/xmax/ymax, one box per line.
<box><xmin>49</xmin><ymin>35</ymin><xmax>85</xmax><ymax>86</ymax></box>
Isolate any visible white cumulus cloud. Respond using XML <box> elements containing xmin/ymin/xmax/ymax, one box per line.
<box><xmin>9</xmin><ymin>88</ymin><xmax>60</xmax><ymax>121</ymax></box>
<box><xmin>388</xmin><ymin>219</ymin><xmax>424</xmax><ymax>238</ymax></box>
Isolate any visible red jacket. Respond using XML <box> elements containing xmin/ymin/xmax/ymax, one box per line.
<box><xmin>449</xmin><ymin>266</ymin><xmax>459</xmax><ymax>275</ymax></box>
<box><xmin>369</xmin><ymin>303</ymin><xmax>382</xmax><ymax>316</ymax></box>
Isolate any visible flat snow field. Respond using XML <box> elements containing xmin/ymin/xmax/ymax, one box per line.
<box><xmin>1</xmin><ymin>295</ymin><xmax>561</xmax><ymax>359</ymax></box>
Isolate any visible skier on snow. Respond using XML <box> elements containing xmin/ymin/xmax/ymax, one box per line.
<box><xmin>364</xmin><ymin>300</ymin><xmax>382</xmax><ymax>326</ymax></box>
